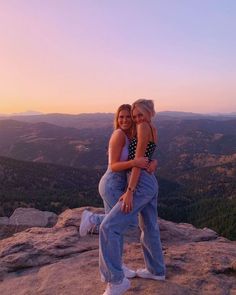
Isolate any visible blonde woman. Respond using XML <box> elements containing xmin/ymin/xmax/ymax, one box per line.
<box><xmin>99</xmin><ymin>99</ymin><xmax>165</xmax><ymax>295</ymax></box>
<box><xmin>80</xmin><ymin>104</ymin><xmax>156</xmax><ymax>278</ymax></box>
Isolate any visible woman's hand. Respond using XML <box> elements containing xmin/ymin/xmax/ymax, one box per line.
<box><xmin>146</xmin><ymin>159</ymin><xmax>158</xmax><ymax>173</ymax></box>
<box><xmin>119</xmin><ymin>191</ymin><xmax>133</xmax><ymax>213</ymax></box>
<box><xmin>133</xmin><ymin>157</ymin><xmax>149</xmax><ymax>169</ymax></box>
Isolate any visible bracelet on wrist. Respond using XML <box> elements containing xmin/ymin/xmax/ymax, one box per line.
<box><xmin>127</xmin><ymin>187</ymin><xmax>135</xmax><ymax>193</ymax></box>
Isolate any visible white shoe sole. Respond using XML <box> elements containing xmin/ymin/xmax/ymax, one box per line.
<box><xmin>103</xmin><ymin>279</ymin><xmax>131</xmax><ymax>295</ymax></box>
<box><xmin>136</xmin><ymin>270</ymin><xmax>165</xmax><ymax>281</ymax></box>
<box><xmin>79</xmin><ymin>210</ymin><xmax>92</xmax><ymax>237</ymax></box>
<box><xmin>123</xmin><ymin>265</ymin><xmax>136</xmax><ymax>279</ymax></box>
<box><xmin>125</xmin><ymin>272</ymin><xmax>136</xmax><ymax>279</ymax></box>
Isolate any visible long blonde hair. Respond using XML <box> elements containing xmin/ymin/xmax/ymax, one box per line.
<box><xmin>131</xmin><ymin>99</ymin><xmax>156</xmax><ymax>118</ymax></box>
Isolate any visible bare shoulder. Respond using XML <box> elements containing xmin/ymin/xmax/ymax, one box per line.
<box><xmin>137</xmin><ymin>122</ymin><xmax>157</xmax><ymax>142</ymax></box>
<box><xmin>112</xmin><ymin>128</ymin><xmax>126</xmax><ymax>139</ymax></box>
<box><xmin>137</xmin><ymin>121</ymin><xmax>150</xmax><ymax>132</ymax></box>
<box><xmin>136</xmin><ymin>122</ymin><xmax>150</xmax><ymax>141</ymax></box>
<box><xmin>109</xmin><ymin>129</ymin><xmax>125</xmax><ymax>145</ymax></box>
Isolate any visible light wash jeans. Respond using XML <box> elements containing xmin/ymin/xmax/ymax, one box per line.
<box><xmin>99</xmin><ymin>170</ymin><xmax>165</xmax><ymax>283</ymax></box>
<box><xmin>90</xmin><ymin>167</ymin><xmax>127</xmax><ymax>226</ymax></box>
<box><xmin>91</xmin><ymin>167</ymin><xmax>137</xmax><ymax>227</ymax></box>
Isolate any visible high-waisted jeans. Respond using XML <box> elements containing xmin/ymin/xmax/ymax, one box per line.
<box><xmin>91</xmin><ymin>167</ymin><xmax>127</xmax><ymax>226</ymax></box>
<box><xmin>99</xmin><ymin>170</ymin><xmax>166</xmax><ymax>283</ymax></box>
<box><xmin>91</xmin><ymin>168</ymin><xmax>137</xmax><ymax>227</ymax></box>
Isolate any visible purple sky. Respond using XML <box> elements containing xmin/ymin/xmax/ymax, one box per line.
<box><xmin>0</xmin><ymin>0</ymin><xmax>235</xmax><ymax>114</ymax></box>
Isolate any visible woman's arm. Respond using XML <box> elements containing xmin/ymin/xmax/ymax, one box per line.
<box><xmin>111</xmin><ymin>157</ymin><xmax>148</xmax><ymax>172</ymax></box>
<box><xmin>108</xmin><ymin>129</ymin><xmax>125</xmax><ymax>170</ymax></box>
<box><xmin>109</xmin><ymin>130</ymin><xmax>148</xmax><ymax>172</ymax></box>
<box><xmin>146</xmin><ymin>159</ymin><xmax>158</xmax><ymax>174</ymax></box>
<box><xmin>119</xmin><ymin>122</ymin><xmax>150</xmax><ymax>213</ymax></box>
<box><xmin>146</xmin><ymin>128</ymin><xmax>158</xmax><ymax>173</ymax></box>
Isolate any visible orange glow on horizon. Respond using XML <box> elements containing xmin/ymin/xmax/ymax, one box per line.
<box><xmin>0</xmin><ymin>2</ymin><xmax>235</xmax><ymax>115</ymax></box>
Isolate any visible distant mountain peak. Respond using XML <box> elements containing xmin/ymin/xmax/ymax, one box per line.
<box><xmin>11</xmin><ymin>110</ymin><xmax>44</xmax><ymax>116</ymax></box>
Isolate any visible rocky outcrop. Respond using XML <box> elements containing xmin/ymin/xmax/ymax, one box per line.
<box><xmin>0</xmin><ymin>207</ymin><xmax>235</xmax><ymax>295</ymax></box>
<box><xmin>9</xmin><ymin>208</ymin><xmax>58</xmax><ymax>227</ymax></box>
<box><xmin>0</xmin><ymin>207</ymin><xmax>58</xmax><ymax>239</ymax></box>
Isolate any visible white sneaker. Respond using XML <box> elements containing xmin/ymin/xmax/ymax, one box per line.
<box><xmin>79</xmin><ymin>210</ymin><xmax>94</xmax><ymax>237</ymax></box>
<box><xmin>122</xmin><ymin>264</ymin><xmax>136</xmax><ymax>278</ymax></box>
<box><xmin>136</xmin><ymin>268</ymin><xmax>165</xmax><ymax>281</ymax></box>
<box><xmin>103</xmin><ymin>277</ymin><xmax>131</xmax><ymax>295</ymax></box>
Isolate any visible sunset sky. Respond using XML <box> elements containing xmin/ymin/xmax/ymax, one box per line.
<box><xmin>0</xmin><ymin>0</ymin><xmax>235</xmax><ymax>114</ymax></box>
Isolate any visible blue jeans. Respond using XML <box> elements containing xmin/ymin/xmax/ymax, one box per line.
<box><xmin>91</xmin><ymin>168</ymin><xmax>138</xmax><ymax>227</ymax></box>
<box><xmin>91</xmin><ymin>168</ymin><xmax>127</xmax><ymax>226</ymax></box>
<box><xmin>99</xmin><ymin>170</ymin><xmax>166</xmax><ymax>283</ymax></box>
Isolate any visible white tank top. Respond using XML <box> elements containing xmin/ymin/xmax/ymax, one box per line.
<box><xmin>108</xmin><ymin>129</ymin><xmax>129</xmax><ymax>164</ymax></box>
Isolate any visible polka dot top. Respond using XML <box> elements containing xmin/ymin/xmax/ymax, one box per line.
<box><xmin>128</xmin><ymin>137</ymin><xmax>156</xmax><ymax>161</ymax></box>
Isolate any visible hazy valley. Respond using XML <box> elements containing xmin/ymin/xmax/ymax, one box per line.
<box><xmin>0</xmin><ymin>112</ymin><xmax>235</xmax><ymax>240</ymax></box>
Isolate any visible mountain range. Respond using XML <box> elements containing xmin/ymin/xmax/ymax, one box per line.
<box><xmin>0</xmin><ymin>111</ymin><xmax>235</xmax><ymax>129</ymax></box>
<box><xmin>0</xmin><ymin>112</ymin><xmax>235</xmax><ymax>239</ymax></box>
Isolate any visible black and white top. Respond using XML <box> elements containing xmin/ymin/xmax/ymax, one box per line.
<box><xmin>128</xmin><ymin>137</ymin><xmax>156</xmax><ymax>162</ymax></box>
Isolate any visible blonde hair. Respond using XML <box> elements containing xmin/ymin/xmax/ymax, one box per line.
<box><xmin>114</xmin><ymin>104</ymin><xmax>132</xmax><ymax>129</ymax></box>
<box><xmin>132</xmin><ymin>99</ymin><xmax>156</xmax><ymax>118</ymax></box>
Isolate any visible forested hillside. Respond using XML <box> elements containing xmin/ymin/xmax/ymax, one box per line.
<box><xmin>0</xmin><ymin>156</ymin><xmax>104</xmax><ymax>215</ymax></box>
<box><xmin>0</xmin><ymin>113</ymin><xmax>235</xmax><ymax>239</ymax></box>
<box><xmin>0</xmin><ymin>155</ymin><xmax>235</xmax><ymax>240</ymax></box>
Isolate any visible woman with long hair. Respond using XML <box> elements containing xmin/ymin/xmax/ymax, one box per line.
<box><xmin>79</xmin><ymin>104</ymin><xmax>155</xmax><ymax>278</ymax></box>
<box><xmin>99</xmin><ymin>99</ymin><xmax>165</xmax><ymax>295</ymax></box>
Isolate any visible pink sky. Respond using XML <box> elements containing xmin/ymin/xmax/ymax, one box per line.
<box><xmin>0</xmin><ymin>1</ymin><xmax>235</xmax><ymax>114</ymax></box>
